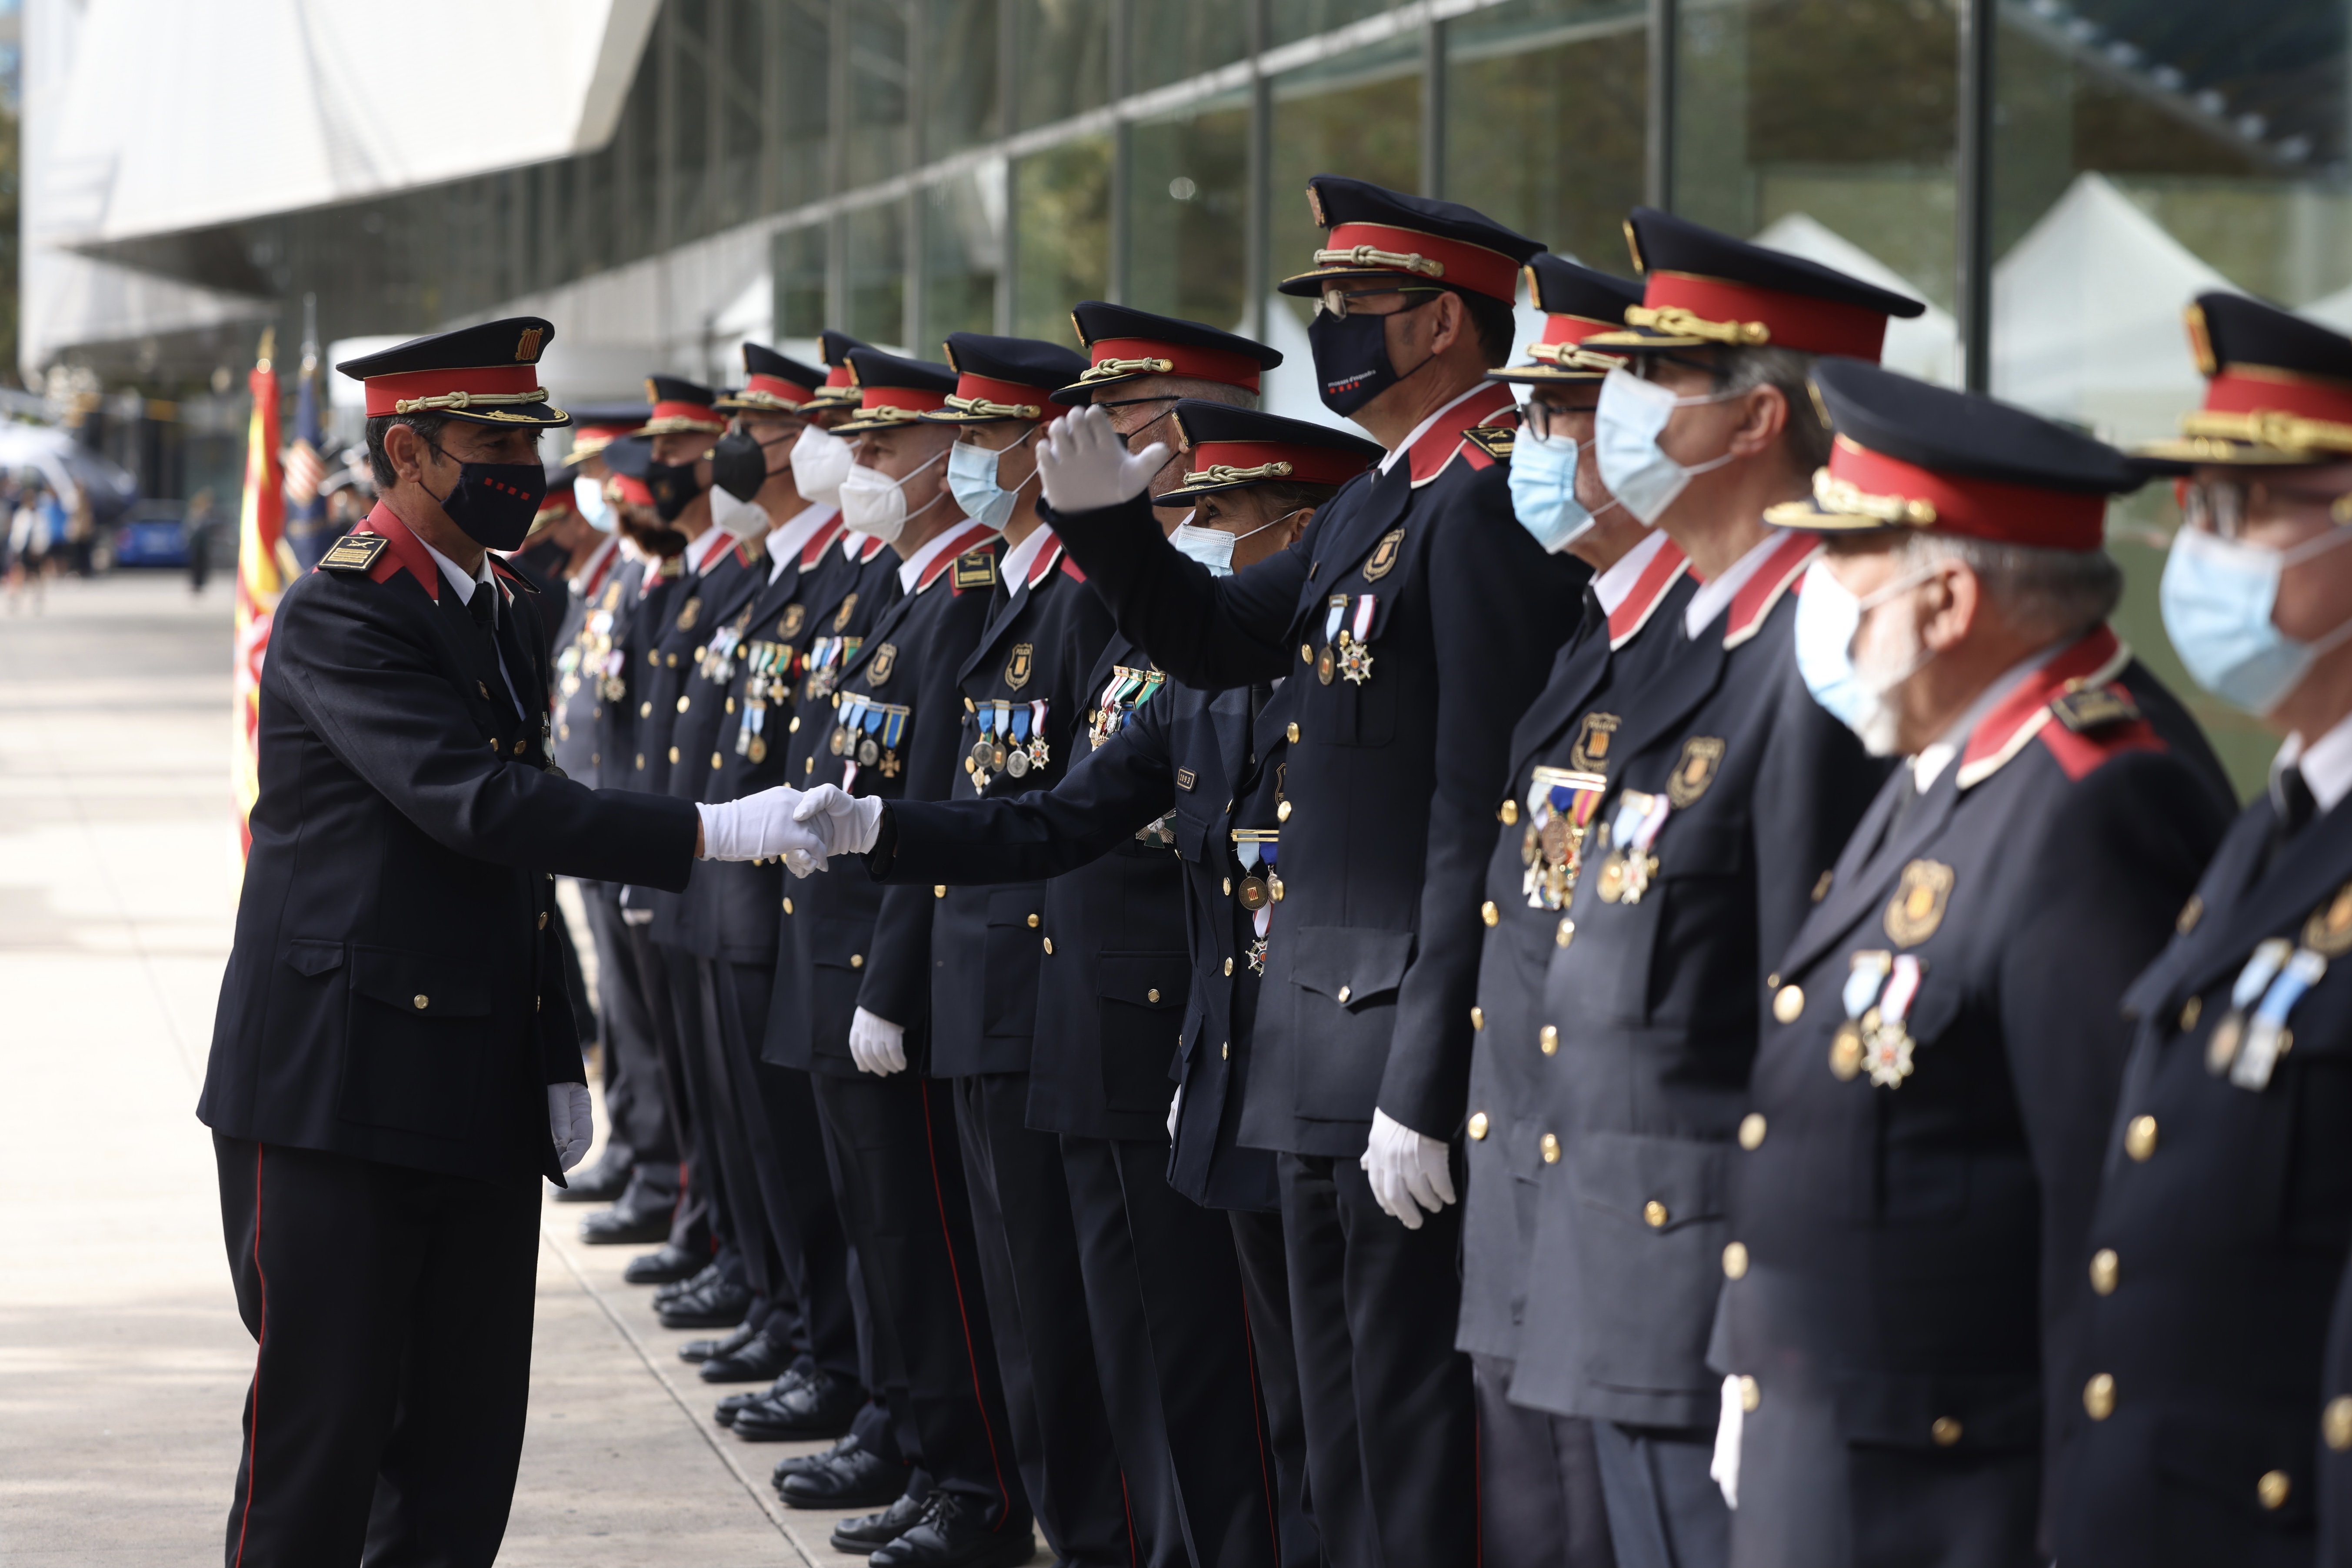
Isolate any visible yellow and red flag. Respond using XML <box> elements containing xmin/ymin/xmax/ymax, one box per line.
<box><xmin>232</xmin><ymin>330</ymin><xmax>296</xmax><ymax>859</ymax></box>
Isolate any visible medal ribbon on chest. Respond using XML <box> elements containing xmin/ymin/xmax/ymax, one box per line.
<box><xmin>1090</xmin><ymin>665</ymin><xmax>1166</xmax><ymax>749</ymax></box>
<box><xmin>1234</xmin><ymin>829</ymin><xmax>1282</xmax><ymax>974</ymax></box>
<box><xmin>1826</xmin><ymin>949</ymin><xmax>1927</xmax><ymax>1087</ymax></box>
<box><xmin>2206</xmin><ymin>937</ymin><xmax>2326</xmax><ymax>1089</ymax></box>
<box><xmin>1596</xmin><ymin>790</ymin><xmax>1672</xmax><ymax>904</ymax></box>
<box><xmin>1522</xmin><ymin>767</ymin><xmax>1608</xmax><ymax>911</ymax></box>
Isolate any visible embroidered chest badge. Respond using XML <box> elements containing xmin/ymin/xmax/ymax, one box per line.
<box><xmin>1884</xmin><ymin>859</ymin><xmax>1954</xmax><ymax>948</ymax></box>
<box><xmin>1005</xmin><ymin>643</ymin><xmax>1034</xmax><ymax>691</ymax></box>
<box><xmin>674</xmin><ymin>595</ymin><xmax>701</xmax><ymax>632</ymax></box>
<box><xmin>1666</xmin><ymin>737</ymin><xmax>1725</xmax><ymax>809</ymax></box>
<box><xmin>1362</xmin><ymin>528</ymin><xmax>1406</xmax><ymax>582</ymax></box>
<box><xmin>1569</xmin><ymin>712</ymin><xmax>1619</xmax><ymax>776</ymax></box>
<box><xmin>779</xmin><ymin>604</ymin><xmax>806</xmax><ymax>639</ymax></box>
<box><xmin>833</xmin><ymin>592</ymin><xmax>859</xmax><ymax>632</ymax></box>
<box><xmin>866</xmin><ymin>643</ymin><xmax>897</xmax><ymax>686</ymax></box>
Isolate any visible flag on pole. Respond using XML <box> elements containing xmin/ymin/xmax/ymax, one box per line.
<box><xmin>232</xmin><ymin>329</ymin><xmax>293</xmax><ymax>860</ymax></box>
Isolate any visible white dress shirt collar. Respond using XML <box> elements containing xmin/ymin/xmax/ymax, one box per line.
<box><xmin>418</xmin><ymin>537</ymin><xmax>500</xmax><ymax>623</ymax></box>
<box><xmin>766</xmin><ymin>503</ymin><xmax>841</xmax><ymax>584</ymax></box>
<box><xmin>684</xmin><ymin>524</ymin><xmax>732</xmax><ymax>577</ymax></box>
<box><xmin>998</xmin><ymin>525</ymin><xmax>1052</xmax><ymax>591</ymax></box>
<box><xmin>896</xmin><ymin>524</ymin><xmax>969</xmax><ymax>595</ymax></box>
<box><xmin>2275</xmin><ymin>707</ymin><xmax>2352</xmax><ymax>816</ymax></box>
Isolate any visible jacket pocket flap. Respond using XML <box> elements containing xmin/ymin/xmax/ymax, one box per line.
<box><xmin>1572</xmin><ymin>1129</ymin><xmax>1727</xmax><ymax>1232</ymax></box>
<box><xmin>349</xmin><ymin>945</ymin><xmax>492</xmax><ymax>1018</ymax></box>
<box><xmin>1828</xmin><ymin>1369</ymin><xmax>2040</xmax><ymax>1450</ymax></box>
<box><xmin>1098</xmin><ymin>951</ymin><xmax>1189</xmax><ymax>1009</ymax></box>
<box><xmin>812</xmin><ymin>915</ymin><xmax>872</xmax><ymax>970</ymax></box>
<box><xmin>986</xmin><ymin>885</ymin><xmax>1047</xmax><ymax>929</ymax></box>
<box><xmin>1292</xmin><ymin>925</ymin><xmax>1415</xmax><ymax>1010</ymax></box>
<box><xmin>283</xmin><ymin>939</ymin><xmax>346</xmax><ymax>977</ymax></box>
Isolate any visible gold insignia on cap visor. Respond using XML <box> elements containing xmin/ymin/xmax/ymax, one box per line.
<box><xmin>1312</xmin><ymin>243</ymin><xmax>1447</xmax><ymax>279</ymax></box>
<box><xmin>1622</xmin><ymin>304</ymin><xmax>1771</xmax><ymax>346</ymax></box>
<box><xmin>1183</xmin><ymin>460</ymin><xmax>1294</xmax><ymax>487</ymax></box>
<box><xmin>1079</xmin><ymin>356</ymin><xmax>1176</xmax><ymax>383</ymax></box>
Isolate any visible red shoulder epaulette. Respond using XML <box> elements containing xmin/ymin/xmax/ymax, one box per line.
<box><xmin>1955</xmin><ymin>626</ymin><xmax>2162</xmax><ymax>787</ymax></box>
<box><xmin>1607</xmin><ymin>536</ymin><xmax>1690</xmax><ymax>650</ymax></box>
<box><xmin>1407</xmin><ymin>383</ymin><xmax>1518</xmax><ymax>486</ymax></box>
<box><xmin>1060</xmin><ymin>556</ymin><xmax>1087</xmax><ymax>585</ymax></box>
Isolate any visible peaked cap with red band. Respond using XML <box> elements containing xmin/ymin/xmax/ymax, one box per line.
<box><xmin>336</xmin><ymin>316</ymin><xmax>571</xmax><ymax>429</ymax></box>
<box><xmin>1588</xmin><ymin>208</ymin><xmax>1924</xmax><ymax>363</ymax></box>
<box><xmin>632</xmin><ymin>374</ymin><xmax>726</xmax><ymax>437</ymax></box>
<box><xmin>1278</xmin><ymin>175</ymin><xmax>1542</xmax><ymax>306</ymax></box>
<box><xmin>599</xmin><ymin>435</ymin><xmax>656</xmax><ymax>506</ymax></box>
<box><xmin>2139</xmin><ymin>292</ymin><xmax>2352</xmax><ymax>466</ymax></box>
<box><xmin>716</xmin><ymin>343</ymin><xmax>826</xmax><ymax>414</ymax></box>
<box><xmin>1151</xmin><ymin>400</ymin><xmax>1385</xmax><ymax>505</ymax></box>
<box><xmin>1764</xmin><ymin>357</ymin><xmax>2145</xmax><ymax>552</ymax></box>
<box><xmin>1492</xmin><ymin>256</ymin><xmax>1645</xmax><ymax>386</ymax></box>
<box><xmin>926</xmin><ymin>333</ymin><xmax>1090</xmax><ymax>423</ymax></box>
<box><xmin>806</xmin><ymin>330</ymin><xmax>873</xmax><ymax>409</ymax></box>
<box><xmin>561</xmin><ymin>401</ymin><xmax>651</xmax><ymax>467</ymax></box>
<box><xmin>831</xmin><ymin>347</ymin><xmax>959</xmax><ymax>434</ymax></box>
<box><xmin>1054</xmin><ymin>302</ymin><xmax>1283</xmax><ymax>405</ymax></box>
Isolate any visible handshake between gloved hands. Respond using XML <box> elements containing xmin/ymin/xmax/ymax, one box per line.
<box><xmin>694</xmin><ymin>783</ymin><xmax>887</xmax><ymax>876</ymax></box>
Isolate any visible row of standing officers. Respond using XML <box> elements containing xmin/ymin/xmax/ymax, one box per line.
<box><xmin>197</xmin><ymin>170</ymin><xmax>2352</xmax><ymax>1568</ymax></box>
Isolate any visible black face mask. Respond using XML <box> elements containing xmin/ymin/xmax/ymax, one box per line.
<box><xmin>645</xmin><ymin>459</ymin><xmax>708</xmax><ymax>522</ymax></box>
<box><xmin>710</xmin><ymin>432</ymin><xmax>769</xmax><ymax>503</ymax></box>
<box><xmin>424</xmin><ymin>451</ymin><xmax>547</xmax><ymax>551</ymax></box>
<box><xmin>1307</xmin><ymin>302</ymin><xmax>1439</xmax><ymax>418</ymax></box>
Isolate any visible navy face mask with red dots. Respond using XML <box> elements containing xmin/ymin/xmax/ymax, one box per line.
<box><xmin>422</xmin><ymin>447</ymin><xmax>549</xmax><ymax>550</ymax></box>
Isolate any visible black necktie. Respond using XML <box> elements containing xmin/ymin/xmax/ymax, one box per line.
<box><xmin>2264</xmin><ymin>765</ymin><xmax>2318</xmax><ymax>876</ymax></box>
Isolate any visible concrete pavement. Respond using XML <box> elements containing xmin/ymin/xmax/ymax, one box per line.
<box><xmin>0</xmin><ymin>573</ymin><xmax>880</xmax><ymax>1566</ymax></box>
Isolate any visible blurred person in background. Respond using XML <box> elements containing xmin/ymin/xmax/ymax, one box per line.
<box><xmin>8</xmin><ymin>483</ymin><xmax>51</xmax><ymax>611</ymax></box>
<box><xmin>186</xmin><ymin>489</ymin><xmax>222</xmax><ymax>595</ymax></box>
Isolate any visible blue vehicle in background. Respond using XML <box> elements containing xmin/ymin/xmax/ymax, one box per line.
<box><xmin>111</xmin><ymin>500</ymin><xmax>187</xmax><ymax>568</ymax></box>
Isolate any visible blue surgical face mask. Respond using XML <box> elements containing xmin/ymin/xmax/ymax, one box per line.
<box><xmin>573</xmin><ymin>475</ymin><xmax>612</xmax><ymax>531</ymax></box>
<box><xmin>1507</xmin><ymin>429</ymin><xmax>1612</xmax><ymax>553</ymax></box>
<box><xmin>1794</xmin><ymin>558</ymin><xmax>1936</xmax><ymax>742</ymax></box>
<box><xmin>2161</xmin><ymin>523</ymin><xmax>2352</xmax><ymax>714</ymax></box>
<box><xmin>1593</xmin><ymin>367</ymin><xmax>1740</xmax><ymax>526</ymax></box>
<box><xmin>948</xmin><ymin>431</ymin><xmax>1034</xmax><ymax>534</ymax></box>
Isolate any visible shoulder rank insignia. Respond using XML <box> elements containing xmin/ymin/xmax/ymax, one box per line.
<box><xmin>319</xmin><ymin>533</ymin><xmax>388</xmax><ymax>574</ymax></box>
<box><xmin>1462</xmin><ymin>423</ymin><xmax>1516</xmax><ymax>462</ymax></box>
<box><xmin>2304</xmin><ymin>881</ymin><xmax>2352</xmax><ymax>958</ymax></box>
<box><xmin>1005</xmin><ymin>643</ymin><xmax>1034</xmax><ymax>690</ymax></box>
<box><xmin>1666</xmin><ymin>737</ymin><xmax>1725</xmax><ymax>809</ymax></box>
<box><xmin>1884</xmin><ymin>859</ymin><xmax>1955</xmax><ymax>948</ymax></box>
<box><xmin>1361</xmin><ymin>528</ymin><xmax>1406</xmax><ymax>583</ymax></box>
<box><xmin>866</xmin><ymin>642</ymin><xmax>897</xmax><ymax>686</ymax></box>
<box><xmin>780</xmin><ymin>603</ymin><xmax>807</xmax><ymax>639</ymax></box>
<box><xmin>1569</xmin><ymin>712</ymin><xmax>1619</xmax><ymax>775</ymax></box>
<box><xmin>953</xmin><ymin>549</ymin><xmax>1000</xmax><ymax>591</ymax></box>
<box><xmin>2051</xmin><ymin>683</ymin><xmax>2141</xmax><ymax>732</ymax></box>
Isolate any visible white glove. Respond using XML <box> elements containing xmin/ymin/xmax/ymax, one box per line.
<box><xmin>697</xmin><ymin>787</ymin><xmax>829</xmax><ymax>875</ymax></box>
<box><xmin>849</xmin><ymin>1007</ymin><xmax>907</xmax><ymax>1076</ymax></box>
<box><xmin>794</xmin><ymin>784</ymin><xmax>886</xmax><ymax>858</ymax></box>
<box><xmin>1166</xmin><ymin>1084</ymin><xmax>1182</xmax><ymax>1141</ymax></box>
<box><xmin>549</xmin><ymin>1082</ymin><xmax>594</xmax><ymax>1172</ymax></box>
<box><xmin>1359</xmin><ymin>1107</ymin><xmax>1457</xmax><ymax>1230</ymax></box>
<box><xmin>1038</xmin><ymin>406</ymin><xmax>1170</xmax><ymax>513</ymax></box>
<box><xmin>1711</xmin><ymin>1375</ymin><xmax>1745</xmax><ymax>1509</ymax></box>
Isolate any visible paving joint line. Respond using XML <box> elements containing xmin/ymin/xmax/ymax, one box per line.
<box><xmin>542</xmin><ymin>1221</ymin><xmax>818</xmax><ymax>1566</ymax></box>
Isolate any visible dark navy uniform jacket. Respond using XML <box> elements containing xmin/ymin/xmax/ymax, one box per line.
<box><xmin>929</xmin><ymin>533</ymin><xmax>1118</xmax><ymax>1081</ymax></box>
<box><xmin>551</xmin><ymin>538</ymin><xmax>636</xmax><ymax>786</ymax></box>
<box><xmin>772</xmin><ymin>523</ymin><xmax>1000</xmax><ymax>1075</ymax></box>
<box><xmin>200</xmin><ymin>506</ymin><xmax>699</xmax><ymax>1184</ymax></box>
<box><xmin>1716</xmin><ymin>631</ymin><xmax>2230</xmax><ymax>1504</ymax></box>
<box><xmin>1458</xmin><ymin>537</ymin><xmax>1696</xmax><ymax>1366</ymax></box>
<box><xmin>689</xmin><ymin>510</ymin><xmax>853</xmax><ymax>968</ymax></box>
<box><xmin>1509</xmin><ymin>534</ymin><xmax>1889</xmax><ymax>1429</ymax></box>
<box><xmin>1048</xmin><ymin>384</ymin><xmax>1587</xmax><ymax>1157</ymax></box>
<box><xmin>763</xmin><ymin>532</ymin><xmax>903</xmax><ymax>1072</ymax></box>
<box><xmin>2059</xmin><ymin>741</ymin><xmax>2352</xmax><ymax>1567</ymax></box>
<box><xmin>870</xmin><ymin>665</ymin><xmax>1290</xmax><ymax>1210</ymax></box>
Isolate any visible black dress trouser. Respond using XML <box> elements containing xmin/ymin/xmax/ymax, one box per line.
<box><xmin>213</xmin><ymin>1135</ymin><xmax>541</xmax><ymax>1568</ymax></box>
<box><xmin>952</xmin><ymin>1072</ymin><xmax>1130</xmax><ymax>1566</ymax></box>
<box><xmin>1279</xmin><ymin>1150</ymin><xmax>1479</xmax><ymax>1567</ymax></box>
<box><xmin>622</xmin><ymin>918</ymin><xmax>711</xmax><ymax>1255</ymax></box>
<box><xmin>663</xmin><ymin>942</ymin><xmax>780</xmax><ymax>1297</ymax></box>
<box><xmin>707</xmin><ymin>955</ymin><xmax>862</xmax><ymax>1379</ymax></box>
<box><xmin>810</xmin><ymin>1068</ymin><xmax>1029</xmax><ymax>1532</ymax></box>
<box><xmin>577</xmin><ymin>881</ymin><xmax>676</xmax><ymax>1172</ymax></box>
<box><xmin>1229</xmin><ymin>1207</ymin><xmax>1322</xmax><ymax>1568</ymax></box>
<box><xmin>1475</xmin><ymin>1352</ymin><xmax>1619</xmax><ymax>1568</ymax></box>
<box><xmin>1061</xmin><ymin>1132</ymin><xmax>1281</xmax><ymax>1568</ymax></box>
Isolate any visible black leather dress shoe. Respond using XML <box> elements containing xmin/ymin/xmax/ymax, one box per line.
<box><xmin>622</xmin><ymin>1245</ymin><xmax>702</xmax><ymax>1286</ymax></box>
<box><xmin>655</xmin><ymin>1258</ymin><xmax>733</xmax><ymax>1305</ymax></box>
<box><xmin>718</xmin><ymin>1368</ymin><xmax>809</xmax><ymax>1427</ymax></box>
<box><xmin>700</xmin><ymin>1327</ymin><xmax>798</xmax><ymax>1384</ymax></box>
<box><xmin>831</xmin><ymin>1491</ymin><xmax>928</xmax><ymax>1557</ymax></box>
<box><xmin>679</xmin><ymin>1316</ymin><xmax>761</xmax><ymax>1365</ymax></box>
<box><xmin>869</xmin><ymin>1493</ymin><xmax>1035</xmax><ymax>1568</ymax></box>
<box><xmin>578</xmin><ymin>1201</ymin><xmax>670</xmax><ymax>1245</ymax></box>
<box><xmin>659</xmin><ymin>1275</ymin><xmax>752</xmax><ymax>1330</ymax></box>
<box><xmin>552</xmin><ymin>1149</ymin><xmax>633</xmax><ymax>1203</ymax></box>
<box><xmin>732</xmin><ymin>1369</ymin><xmax>863</xmax><ymax>1441</ymax></box>
<box><xmin>778</xmin><ymin>1441</ymin><xmax>912</xmax><ymax>1511</ymax></box>
<box><xmin>772</xmin><ymin>1432</ymin><xmax>856</xmax><ymax>1486</ymax></box>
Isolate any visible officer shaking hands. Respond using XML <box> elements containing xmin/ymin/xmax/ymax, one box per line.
<box><xmin>197</xmin><ymin>319</ymin><xmax>825</xmax><ymax>1568</ymax></box>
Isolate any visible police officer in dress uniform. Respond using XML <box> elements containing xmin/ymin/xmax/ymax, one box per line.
<box><xmin>1034</xmin><ymin>175</ymin><xmax>1582</xmax><ymax>1564</ymax></box>
<box><xmin>774</xmin><ymin>348</ymin><xmax>1036</xmax><ymax>1568</ymax></box>
<box><xmin>197</xmin><ymin>318</ymin><xmax>818</xmax><ymax>1568</ymax></box>
<box><xmin>1504</xmin><ymin>211</ymin><xmax>1909</xmax><ymax>1568</ymax></box>
<box><xmin>1711</xmin><ymin>359</ymin><xmax>2233</xmax><ymax>1568</ymax></box>
<box><xmin>2057</xmin><ymin>296</ymin><xmax>2352</xmax><ymax>1568</ymax></box>
<box><xmin>1063</xmin><ymin>301</ymin><xmax>1285</xmax><ymax>497</ymax></box>
<box><xmin>1461</xmin><ymin>254</ymin><xmax>1663</xmax><ymax>1568</ymax></box>
<box><xmin>792</xmin><ymin>402</ymin><xmax>1383</xmax><ymax>1568</ymax></box>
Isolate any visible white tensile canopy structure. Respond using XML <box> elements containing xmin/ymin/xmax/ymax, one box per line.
<box><xmin>1750</xmin><ymin>213</ymin><xmax>1961</xmax><ymax>387</ymax></box>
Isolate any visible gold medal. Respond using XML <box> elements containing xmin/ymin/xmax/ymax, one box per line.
<box><xmin>879</xmin><ymin>750</ymin><xmax>902</xmax><ymax>778</ymax></box>
<box><xmin>1239</xmin><ymin>876</ymin><xmax>1270</xmax><ymax>911</ymax></box>
<box><xmin>1268</xmin><ymin>872</ymin><xmax>1284</xmax><ymax>903</ymax></box>
<box><xmin>2206</xmin><ymin>1012</ymin><xmax>2245</xmax><ymax>1075</ymax></box>
<box><xmin>1316</xmin><ymin>645</ymin><xmax>1336</xmax><ymax>685</ymax></box>
<box><xmin>1829</xmin><ymin>1021</ymin><xmax>1863</xmax><ymax>1080</ymax></box>
<box><xmin>830</xmin><ymin>727</ymin><xmax>848</xmax><ymax>756</ymax></box>
<box><xmin>748</xmin><ymin>736</ymin><xmax>768</xmax><ymax>764</ymax></box>
<box><xmin>1596</xmin><ymin>852</ymin><xmax>1628</xmax><ymax>904</ymax></box>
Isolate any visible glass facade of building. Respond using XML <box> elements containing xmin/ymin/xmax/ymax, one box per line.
<box><xmin>54</xmin><ymin>0</ymin><xmax>2352</xmax><ymax>787</ymax></box>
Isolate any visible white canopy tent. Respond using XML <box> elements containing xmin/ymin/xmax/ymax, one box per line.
<box><xmin>1750</xmin><ymin>213</ymin><xmax>1960</xmax><ymax>386</ymax></box>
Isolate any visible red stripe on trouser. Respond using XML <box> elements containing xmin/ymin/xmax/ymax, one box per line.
<box><xmin>917</xmin><ymin>1084</ymin><xmax>1017</xmax><ymax>1528</ymax></box>
<box><xmin>233</xmin><ymin>1142</ymin><xmax>268</xmax><ymax>1568</ymax></box>
<box><xmin>1120</xmin><ymin>1471</ymin><xmax>1138</xmax><ymax>1565</ymax></box>
<box><xmin>1240</xmin><ymin>1284</ymin><xmax>1279</xmax><ymax>1555</ymax></box>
